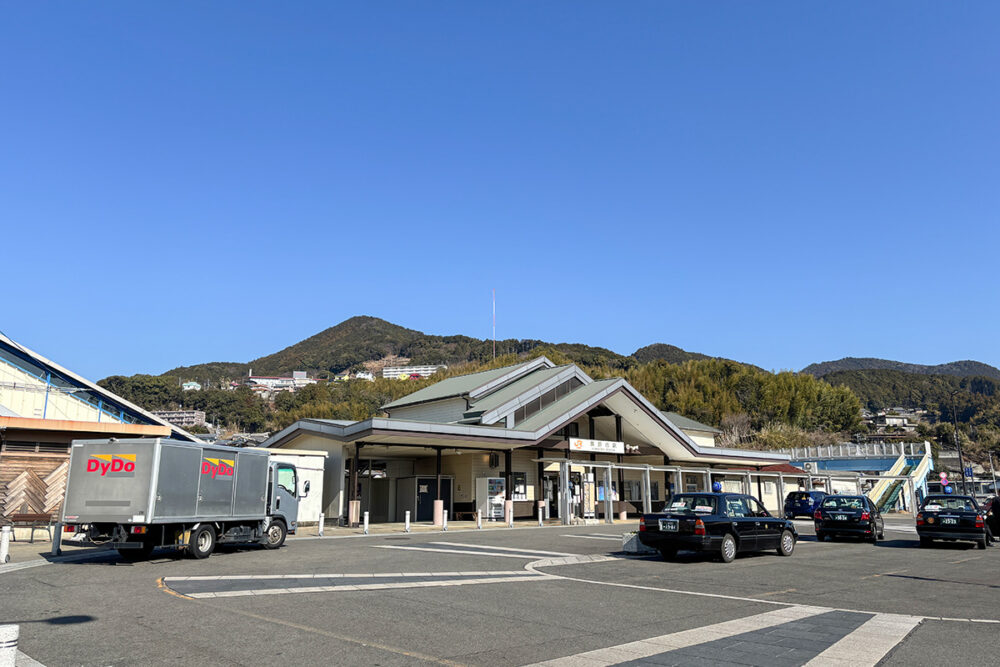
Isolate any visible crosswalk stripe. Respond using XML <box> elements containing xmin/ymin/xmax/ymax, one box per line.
<box><xmin>526</xmin><ymin>606</ymin><xmax>832</xmax><ymax>666</ymax></box>
<box><xmin>802</xmin><ymin>613</ymin><xmax>922</xmax><ymax>666</ymax></box>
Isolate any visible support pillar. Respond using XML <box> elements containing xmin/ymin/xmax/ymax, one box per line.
<box><xmin>642</xmin><ymin>466</ymin><xmax>652</xmax><ymax>514</ymax></box>
<box><xmin>559</xmin><ymin>460</ymin><xmax>571</xmax><ymax>525</ymax></box>
<box><xmin>536</xmin><ymin>448</ymin><xmax>545</xmax><ymax>521</ymax></box>
<box><xmin>616</xmin><ymin>415</ymin><xmax>625</xmax><ymax>517</ymax></box>
<box><xmin>603</xmin><ymin>465</ymin><xmax>614</xmax><ymax>524</ymax></box>
<box><xmin>777</xmin><ymin>474</ymin><xmax>786</xmax><ymax>517</ymax></box>
<box><xmin>348</xmin><ymin>445</ymin><xmax>361</xmax><ymax>527</ymax></box>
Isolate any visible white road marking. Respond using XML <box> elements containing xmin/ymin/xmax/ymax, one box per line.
<box><xmin>431</xmin><ymin>542</ymin><xmax>573</xmax><ymax>556</ymax></box>
<box><xmin>16</xmin><ymin>650</ymin><xmax>47</xmax><ymax>666</ymax></box>
<box><xmin>184</xmin><ymin>574</ymin><xmax>552</xmax><ymax>599</ymax></box>
<box><xmin>164</xmin><ymin>571</ymin><xmax>527</xmax><ymax>582</ymax></box>
<box><xmin>374</xmin><ymin>545</ymin><xmax>550</xmax><ymax>559</ymax></box>
<box><xmin>561</xmin><ymin>535</ymin><xmax>621</xmax><ymax>541</ymax></box>
<box><xmin>525</xmin><ymin>606</ymin><xmax>832</xmax><ymax>666</ymax></box>
<box><xmin>803</xmin><ymin>612</ymin><xmax>922</xmax><ymax>666</ymax></box>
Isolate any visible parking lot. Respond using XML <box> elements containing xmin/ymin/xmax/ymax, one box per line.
<box><xmin>3</xmin><ymin>517</ymin><xmax>999</xmax><ymax>666</ymax></box>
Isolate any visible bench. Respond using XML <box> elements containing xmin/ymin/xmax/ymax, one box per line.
<box><xmin>8</xmin><ymin>513</ymin><xmax>53</xmax><ymax>543</ymax></box>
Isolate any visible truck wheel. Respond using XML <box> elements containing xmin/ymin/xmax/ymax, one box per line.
<box><xmin>719</xmin><ymin>533</ymin><xmax>737</xmax><ymax>563</ymax></box>
<box><xmin>263</xmin><ymin>520</ymin><xmax>287</xmax><ymax>550</ymax></box>
<box><xmin>189</xmin><ymin>525</ymin><xmax>216</xmax><ymax>559</ymax></box>
<box><xmin>777</xmin><ymin>530</ymin><xmax>795</xmax><ymax>557</ymax></box>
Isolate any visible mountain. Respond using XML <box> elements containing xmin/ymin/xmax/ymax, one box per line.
<box><xmin>801</xmin><ymin>357</ymin><xmax>1000</xmax><ymax>381</ymax></box>
<box><xmin>160</xmin><ymin>316</ymin><xmax>656</xmax><ymax>382</ymax></box>
<box><xmin>632</xmin><ymin>343</ymin><xmax>710</xmax><ymax>365</ymax></box>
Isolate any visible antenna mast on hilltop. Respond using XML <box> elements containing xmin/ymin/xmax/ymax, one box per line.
<box><xmin>492</xmin><ymin>288</ymin><xmax>496</xmax><ymax>360</ymax></box>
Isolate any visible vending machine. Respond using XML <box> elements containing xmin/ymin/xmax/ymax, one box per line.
<box><xmin>475</xmin><ymin>477</ymin><xmax>506</xmax><ymax>520</ymax></box>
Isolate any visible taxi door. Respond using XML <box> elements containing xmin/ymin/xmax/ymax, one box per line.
<box><xmin>724</xmin><ymin>496</ymin><xmax>757</xmax><ymax>550</ymax></box>
<box><xmin>747</xmin><ymin>496</ymin><xmax>781</xmax><ymax>548</ymax></box>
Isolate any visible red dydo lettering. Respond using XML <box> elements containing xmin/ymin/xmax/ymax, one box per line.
<box><xmin>86</xmin><ymin>459</ymin><xmax>99</xmax><ymax>473</ymax></box>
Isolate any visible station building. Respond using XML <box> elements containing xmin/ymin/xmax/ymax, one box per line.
<box><xmin>262</xmin><ymin>357</ymin><xmax>790</xmax><ymax>524</ymax></box>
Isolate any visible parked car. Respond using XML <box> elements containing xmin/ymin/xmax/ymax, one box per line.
<box><xmin>638</xmin><ymin>492</ymin><xmax>797</xmax><ymax>563</ymax></box>
<box><xmin>916</xmin><ymin>494</ymin><xmax>988</xmax><ymax>550</ymax></box>
<box><xmin>982</xmin><ymin>496</ymin><xmax>1000</xmax><ymax>539</ymax></box>
<box><xmin>814</xmin><ymin>494</ymin><xmax>884</xmax><ymax>543</ymax></box>
<box><xmin>784</xmin><ymin>491</ymin><xmax>827</xmax><ymax>519</ymax></box>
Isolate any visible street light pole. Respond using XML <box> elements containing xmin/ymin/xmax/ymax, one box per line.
<box><xmin>950</xmin><ymin>391</ymin><xmax>969</xmax><ymax>495</ymax></box>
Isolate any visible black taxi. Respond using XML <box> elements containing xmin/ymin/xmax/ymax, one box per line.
<box><xmin>813</xmin><ymin>494</ymin><xmax>885</xmax><ymax>543</ymax></box>
<box><xmin>638</xmin><ymin>492</ymin><xmax>797</xmax><ymax>563</ymax></box>
<box><xmin>917</xmin><ymin>494</ymin><xmax>988</xmax><ymax>549</ymax></box>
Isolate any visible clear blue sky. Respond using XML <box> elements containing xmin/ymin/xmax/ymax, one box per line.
<box><xmin>3</xmin><ymin>3</ymin><xmax>998</xmax><ymax>380</ymax></box>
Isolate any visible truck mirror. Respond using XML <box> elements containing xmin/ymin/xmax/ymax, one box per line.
<box><xmin>301</xmin><ymin>480</ymin><xmax>311</xmax><ymax>497</ymax></box>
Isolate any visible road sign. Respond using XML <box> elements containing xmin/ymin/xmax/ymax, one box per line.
<box><xmin>965</xmin><ymin>467</ymin><xmax>973</xmax><ymax>479</ymax></box>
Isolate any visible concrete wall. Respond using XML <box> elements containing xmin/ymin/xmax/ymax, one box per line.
<box><xmin>687</xmin><ymin>432</ymin><xmax>717</xmax><ymax>448</ymax></box>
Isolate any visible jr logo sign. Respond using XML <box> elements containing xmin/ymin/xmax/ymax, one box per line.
<box><xmin>202</xmin><ymin>458</ymin><xmax>235</xmax><ymax>479</ymax></box>
<box><xmin>86</xmin><ymin>453</ymin><xmax>137</xmax><ymax>476</ymax></box>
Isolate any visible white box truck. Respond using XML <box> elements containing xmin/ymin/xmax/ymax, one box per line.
<box><xmin>60</xmin><ymin>437</ymin><xmax>309</xmax><ymax>560</ymax></box>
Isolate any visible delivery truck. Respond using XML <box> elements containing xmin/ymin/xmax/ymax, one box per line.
<box><xmin>60</xmin><ymin>437</ymin><xmax>308</xmax><ymax>560</ymax></box>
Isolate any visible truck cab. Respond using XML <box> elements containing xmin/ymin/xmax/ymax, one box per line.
<box><xmin>268</xmin><ymin>460</ymin><xmax>306</xmax><ymax>540</ymax></box>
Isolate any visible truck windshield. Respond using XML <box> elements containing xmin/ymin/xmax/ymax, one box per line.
<box><xmin>277</xmin><ymin>466</ymin><xmax>296</xmax><ymax>496</ymax></box>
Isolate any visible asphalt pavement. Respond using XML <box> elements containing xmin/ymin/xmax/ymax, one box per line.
<box><xmin>2</xmin><ymin>518</ymin><xmax>998</xmax><ymax>666</ymax></box>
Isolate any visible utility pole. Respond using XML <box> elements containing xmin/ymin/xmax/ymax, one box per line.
<box><xmin>950</xmin><ymin>390</ymin><xmax>969</xmax><ymax>495</ymax></box>
<box><xmin>989</xmin><ymin>451</ymin><xmax>998</xmax><ymax>494</ymax></box>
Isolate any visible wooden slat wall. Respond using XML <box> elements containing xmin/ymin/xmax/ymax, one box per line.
<box><xmin>0</xmin><ymin>452</ymin><xmax>71</xmax><ymax>517</ymax></box>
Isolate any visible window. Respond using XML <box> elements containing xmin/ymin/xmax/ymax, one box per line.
<box><xmin>277</xmin><ymin>466</ymin><xmax>297</xmax><ymax>496</ymax></box>
<box><xmin>665</xmin><ymin>495</ymin><xmax>718</xmax><ymax>514</ymax></box>
<box><xmin>512</xmin><ymin>378</ymin><xmax>584</xmax><ymax>424</ymax></box>
<box><xmin>725</xmin><ymin>497</ymin><xmax>750</xmax><ymax>518</ymax></box>
<box><xmin>512</xmin><ymin>472</ymin><xmax>527</xmax><ymax>501</ymax></box>
<box><xmin>746</xmin><ymin>497</ymin><xmax>771</xmax><ymax>518</ymax></box>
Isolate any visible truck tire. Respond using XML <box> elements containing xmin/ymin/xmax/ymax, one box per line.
<box><xmin>263</xmin><ymin>520</ymin><xmax>287</xmax><ymax>550</ymax></box>
<box><xmin>189</xmin><ymin>525</ymin><xmax>216</xmax><ymax>559</ymax></box>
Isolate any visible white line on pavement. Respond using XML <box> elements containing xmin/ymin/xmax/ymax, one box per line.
<box><xmin>374</xmin><ymin>545</ymin><xmax>549</xmax><ymax>559</ymax></box>
<box><xmin>561</xmin><ymin>535</ymin><xmax>621</xmax><ymax>541</ymax></box>
<box><xmin>16</xmin><ymin>649</ymin><xmax>47</xmax><ymax>666</ymax></box>
<box><xmin>525</xmin><ymin>606</ymin><xmax>833</xmax><ymax>666</ymax></box>
<box><xmin>184</xmin><ymin>574</ymin><xmax>553</xmax><ymax>599</ymax></box>
<box><xmin>165</xmin><ymin>571</ymin><xmax>527</xmax><ymax>582</ymax></box>
<box><xmin>803</xmin><ymin>612</ymin><xmax>922</xmax><ymax>666</ymax></box>
<box><xmin>431</xmin><ymin>542</ymin><xmax>573</xmax><ymax>556</ymax></box>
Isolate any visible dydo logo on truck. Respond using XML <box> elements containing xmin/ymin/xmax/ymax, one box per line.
<box><xmin>86</xmin><ymin>453</ymin><xmax>137</xmax><ymax>477</ymax></box>
<box><xmin>202</xmin><ymin>457</ymin><xmax>235</xmax><ymax>479</ymax></box>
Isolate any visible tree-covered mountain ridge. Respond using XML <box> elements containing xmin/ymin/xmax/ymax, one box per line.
<box><xmin>163</xmin><ymin>315</ymin><xmax>720</xmax><ymax>382</ymax></box>
<box><xmin>802</xmin><ymin>357</ymin><xmax>1000</xmax><ymax>381</ymax></box>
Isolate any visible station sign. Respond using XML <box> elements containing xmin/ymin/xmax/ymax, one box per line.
<box><xmin>568</xmin><ymin>438</ymin><xmax>625</xmax><ymax>455</ymax></box>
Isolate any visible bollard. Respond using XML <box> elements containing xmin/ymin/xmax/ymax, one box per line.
<box><xmin>363</xmin><ymin>512</ymin><xmax>369</xmax><ymax>535</ymax></box>
<box><xmin>318</xmin><ymin>513</ymin><xmax>325</xmax><ymax>537</ymax></box>
<box><xmin>0</xmin><ymin>624</ymin><xmax>18</xmax><ymax>667</ymax></box>
<box><xmin>476</xmin><ymin>509</ymin><xmax>482</xmax><ymax>530</ymax></box>
<box><xmin>442</xmin><ymin>510</ymin><xmax>448</xmax><ymax>531</ymax></box>
<box><xmin>0</xmin><ymin>526</ymin><xmax>10</xmax><ymax>565</ymax></box>
<box><xmin>538</xmin><ymin>510</ymin><xmax>543</xmax><ymax>527</ymax></box>
<box><xmin>51</xmin><ymin>522</ymin><xmax>63</xmax><ymax>557</ymax></box>
<box><xmin>404</xmin><ymin>510</ymin><xmax>411</xmax><ymax>533</ymax></box>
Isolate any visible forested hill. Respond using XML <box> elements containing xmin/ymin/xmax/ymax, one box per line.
<box><xmin>160</xmin><ymin>316</ymin><xmax>713</xmax><ymax>383</ymax></box>
<box><xmin>802</xmin><ymin>357</ymin><xmax>1000</xmax><ymax>380</ymax></box>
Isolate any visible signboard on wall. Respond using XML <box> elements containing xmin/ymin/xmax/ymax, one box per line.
<box><xmin>568</xmin><ymin>438</ymin><xmax>625</xmax><ymax>455</ymax></box>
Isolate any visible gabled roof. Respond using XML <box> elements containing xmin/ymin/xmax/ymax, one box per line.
<box><xmin>381</xmin><ymin>357</ymin><xmax>556</xmax><ymax>411</ymax></box>
<box><xmin>513</xmin><ymin>379</ymin><xmax>620</xmax><ymax>432</ymax></box>
<box><xmin>661</xmin><ymin>412</ymin><xmax>722</xmax><ymax>434</ymax></box>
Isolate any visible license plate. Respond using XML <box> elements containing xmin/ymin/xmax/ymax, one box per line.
<box><xmin>834</xmin><ymin>515</ymin><xmax>848</xmax><ymax>521</ymax></box>
<box><xmin>659</xmin><ymin>519</ymin><xmax>678</xmax><ymax>532</ymax></box>
<box><xmin>942</xmin><ymin>518</ymin><xmax>957</xmax><ymax>525</ymax></box>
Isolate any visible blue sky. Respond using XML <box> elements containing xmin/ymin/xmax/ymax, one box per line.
<box><xmin>3</xmin><ymin>3</ymin><xmax>998</xmax><ymax>379</ymax></box>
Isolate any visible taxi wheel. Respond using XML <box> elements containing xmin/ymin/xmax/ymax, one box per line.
<box><xmin>719</xmin><ymin>534</ymin><xmax>737</xmax><ymax>563</ymax></box>
<box><xmin>658</xmin><ymin>546</ymin><xmax>678</xmax><ymax>561</ymax></box>
<box><xmin>919</xmin><ymin>537</ymin><xmax>932</xmax><ymax>548</ymax></box>
<box><xmin>978</xmin><ymin>537</ymin><xmax>988</xmax><ymax>550</ymax></box>
<box><xmin>815</xmin><ymin>531</ymin><xmax>827</xmax><ymax>542</ymax></box>
<box><xmin>777</xmin><ymin>530</ymin><xmax>795</xmax><ymax>557</ymax></box>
